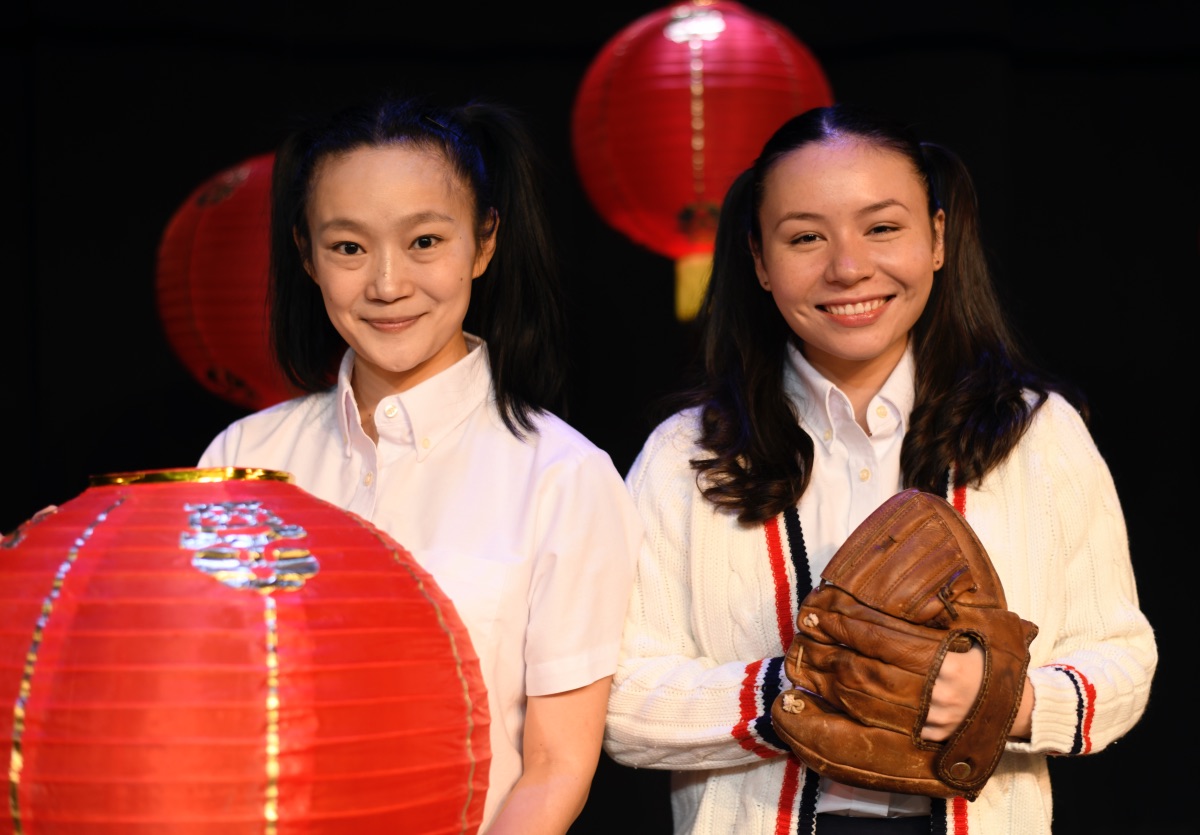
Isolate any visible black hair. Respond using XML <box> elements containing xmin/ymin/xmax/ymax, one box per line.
<box><xmin>677</xmin><ymin>103</ymin><xmax>1086</xmax><ymax>523</ymax></box>
<box><xmin>269</xmin><ymin>94</ymin><xmax>566</xmax><ymax>438</ymax></box>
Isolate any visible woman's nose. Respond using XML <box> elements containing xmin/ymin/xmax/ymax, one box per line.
<box><xmin>367</xmin><ymin>252</ymin><xmax>410</xmax><ymax>301</ymax></box>
<box><xmin>826</xmin><ymin>237</ymin><xmax>873</xmax><ymax>285</ymax></box>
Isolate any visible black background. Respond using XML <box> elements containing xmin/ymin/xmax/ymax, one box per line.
<box><xmin>4</xmin><ymin>1</ymin><xmax>1196</xmax><ymax>832</ymax></box>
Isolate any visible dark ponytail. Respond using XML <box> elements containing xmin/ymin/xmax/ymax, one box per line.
<box><xmin>456</xmin><ymin>103</ymin><xmax>567</xmax><ymax>436</ymax></box>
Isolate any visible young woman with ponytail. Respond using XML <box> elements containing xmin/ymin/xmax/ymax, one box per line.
<box><xmin>603</xmin><ymin>103</ymin><xmax>1155</xmax><ymax>835</ymax></box>
<box><xmin>200</xmin><ymin>95</ymin><xmax>643</xmax><ymax>834</ymax></box>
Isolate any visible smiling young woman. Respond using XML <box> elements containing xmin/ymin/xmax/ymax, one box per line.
<box><xmin>602</xmin><ymin>103</ymin><xmax>1156</xmax><ymax>835</ymax></box>
<box><xmin>198</xmin><ymin>96</ymin><xmax>644</xmax><ymax>835</ymax></box>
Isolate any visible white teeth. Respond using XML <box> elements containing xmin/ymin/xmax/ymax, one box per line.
<box><xmin>826</xmin><ymin>299</ymin><xmax>885</xmax><ymax>316</ymax></box>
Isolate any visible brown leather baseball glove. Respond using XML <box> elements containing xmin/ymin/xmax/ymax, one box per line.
<box><xmin>770</xmin><ymin>488</ymin><xmax>1038</xmax><ymax>801</ymax></box>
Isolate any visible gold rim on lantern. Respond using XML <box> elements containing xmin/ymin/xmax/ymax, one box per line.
<box><xmin>89</xmin><ymin>467</ymin><xmax>294</xmax><ymax>487</ymax></box>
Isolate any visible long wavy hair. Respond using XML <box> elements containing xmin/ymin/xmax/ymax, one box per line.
<box><xmin>269</xmin><ymin>95</ymin><xmax>567</xmax><ymax>438</ymax></box>
<box><xmin>676</xmin><ymin>103</ymin><xmax>1086</xmax><ymax>523</ymax></box>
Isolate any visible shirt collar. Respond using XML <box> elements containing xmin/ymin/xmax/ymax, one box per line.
<box><xmin>335</xmin><ymin>334</ymin><xmax>492</xmax><ymax>461</ymax></box>
<box><xmin>783</xmin><ymin>341</ymin><xmax>916</xmax><ymax>450</ymax></box>
<box><xmin>336</xmin><ymin>349</ymin><xmax>360</xmax><ymax>455</ymax></box>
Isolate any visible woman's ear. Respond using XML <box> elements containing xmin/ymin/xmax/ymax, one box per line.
<box><xmin>293</xmin><ymin>226</ymin><xmax>315</xmax><ymax>278</ymax></box>
<box><xmin>932</xmin><ymin>209</ymin><xmax>946</xmax><ymax>271</ymax></box>
<box><xmin>750</xmin><ymin>235</ymin><xmax>771</xmax><ymax>291</ymax></box>
<box><xmin>472</xmin><ymin>209</ymin><xmax>499</xmax><ymax>280</ymax></box>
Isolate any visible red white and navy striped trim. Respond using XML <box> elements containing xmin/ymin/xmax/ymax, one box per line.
<box><xmin>763</xmin><ymin>506</ymin><xmax>810</xmax><ymax>648</ymax></box>
<box><xmin>733</xmin><ymin>657</ymin><xmax>790</xmax><ymax>756</ymax></box>
<box><xmin>733</xmin><ymin>505</ymin><xmax>815</xmax><ymax>830</ymax></box>
<box><xmin>782</xmin><ymin>506</ymin><xmax>812</xmax><ymax>599</ymax></box>
<box><xmin>794</xmin><ymin>765</ymin><xmax>820</xmax><ymax>834</ymax></box>
<box><xmin>1049</xmin><ymin>663</ymin><xmax>1096</xmax><ymax>755</ymax></box>
<box><xmin>926</xmin><ymin>797</ymin><xmax>970</xmax><ymax>834</ymax></box>
<box><xmin>768</xmin><ymin>756</ymin><xmax>803</xmax><ymax>835</ymax></box>
<box><xmin>944</xmin><ymin>477</ymin><xmax>971</xmax><ymax>833</ymax></box>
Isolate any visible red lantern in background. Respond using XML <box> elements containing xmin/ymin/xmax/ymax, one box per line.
<box><xmin>156</xmin><ymin>154</ymin><xmax>298</xmax><ymax>412</ymax></box>
<box><xmin>572</xmin><ymin>0</ymin><xmax>833</xmax><ymax>320</ymax></box>
<box><xmin>0</xmin><ymin>468</ymin><xmax>489</xmax><ymax>834</ymax></box>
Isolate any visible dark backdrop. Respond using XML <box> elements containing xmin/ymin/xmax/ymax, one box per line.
<box><xmin>4</xmin><ymin>2</ymin><xmax>1195</xmax><ymax>832</ymax></box>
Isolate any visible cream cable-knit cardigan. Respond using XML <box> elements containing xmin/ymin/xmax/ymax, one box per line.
<box><xmin>605</xmin><ymin>391</ymin><xmax>1157</xmax><ymax>835</ymax></box>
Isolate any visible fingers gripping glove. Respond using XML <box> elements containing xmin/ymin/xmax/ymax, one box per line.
<box><xmin>769</xmin><ymin>489</ymin><xmax>1038</xmax><ymax>800</ymax></box>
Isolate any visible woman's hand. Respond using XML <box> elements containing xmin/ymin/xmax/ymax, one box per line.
<box><xmin>922</xmin><ymin>643</ymin><xmax>984</xmax><ymax>741</ymax></box>
<box><xmin>485</xmin><ymin>676</ymin><xmax>613</xmax><ymax>835</ymax></box>
<box><xmin>922</xmin><ymin>643</ymin><xmax>1035</xmax><ymax>742</ymax></box>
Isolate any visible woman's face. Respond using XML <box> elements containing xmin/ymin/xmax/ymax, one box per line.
<box><xmin>301</xmin><ymin>144</ymin><xmax>494</xmax><ymax>397</ymax></box>
<box><xmin>752</xmin><ymin>137</ymin><xmax>944</xmax><ymax>389</ymax></box>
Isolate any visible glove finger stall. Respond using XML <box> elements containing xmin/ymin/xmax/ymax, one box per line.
<box><xmin>794</xmin><ymin>643</ymin><xmax>927</xmax><ymax>735</ymax></box>
<box><xmin>797</xmin><ymin>595</ymin><xmax>949</xmax><ymax>673</ymax></box>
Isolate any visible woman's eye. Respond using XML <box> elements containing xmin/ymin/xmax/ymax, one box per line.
<box><xmin>333</xmin><ymin>242</ymin><xmax>362</xmax><ymax>255</ymax></box>
<box><xmin>413</xmin><ymin>235</ymin><xmax>438</xmax><ymax>250</ymax></box>
<box><xmin>868</xmin><ymin>224</ymin><xmax>899</xmax><ymax>236</ymax></box>
<box><xmin>791</xmin><ymin>232</ymin><xmax>820</xmax><ymax>245</ymax></box>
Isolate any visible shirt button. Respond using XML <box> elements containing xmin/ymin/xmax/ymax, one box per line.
<box><xmin>421</xmin><ymin>438</ymin><xmax>431</xmax><ymax>450</ymax></box>
<box><xmin>823</xmin><ymin>429</ymin><xmax>833</xmax><ymax>442</ymax></box>
<box><xmin>875</xmin><ymin>405</ymin><xmax>888</xmax><ymax>418</ymax></box>
<box><xmin>363</xmin><ymin>472</ymin><xmax>374</xmax><ymax>486</ymax></box>
<box><xmin>859</xmin><ymin>468</ymin><xmax>871</xmax><ymax>482</ymax></box>
<box><xmin>384</xmin><ymin>404</ymin><xmax>399</xmax><ymax>419</ymax></box>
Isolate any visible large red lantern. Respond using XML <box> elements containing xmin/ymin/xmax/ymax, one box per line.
<box><xmin>156</xmin><ymin>155</ymin><xmax>298</xmax><ymax>412</ymax></box>
<box><xmin>572</xmin><ymin>0</ymin><xmax>833</xmax><ymax>319</ymax></box>
<box><xmin>0</xmin><ymin>468</ymin><xmax>489</xmax><ymax>834</ymax></box>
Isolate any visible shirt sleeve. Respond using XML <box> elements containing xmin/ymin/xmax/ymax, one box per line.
<box><xmin>523</xmin><ymin>445</ymin><xmax>643</xmax><ymax>697</ymax></box>
<box><xmin>604</xmin><ymin>415</ymin><xmax>793</xmax><ymax>771</ymax></box>
<box><xmin>999</xmin><ymin>395</ymin><xmax>1157</xmax><ymax>758</ymax></box>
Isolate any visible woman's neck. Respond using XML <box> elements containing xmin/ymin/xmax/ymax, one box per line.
<box><xmin>348</xmin><ymin>334</ymin><xmax>473</xmax><ymax>444</ymax></box>
<box><xmin>801</xmin><ymin>338</ymin><xmax>908</xmax><ymax>433</ymax></box>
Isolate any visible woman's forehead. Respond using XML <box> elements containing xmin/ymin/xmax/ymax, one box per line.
<box><xmin>763</xmin><ymin>139</ymin><xmax>923</xmax><ymax>205</ymax></box>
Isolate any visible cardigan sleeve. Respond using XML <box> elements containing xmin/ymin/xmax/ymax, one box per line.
<box><xmin>604</xmin><ymin>412</ymin><xmax>793</xmax><ymax>770</ymax></box>
<box><xmin>991</xmin><ymin>394</ymin><xmax>1157</xmax><ymax>759</ymax></box>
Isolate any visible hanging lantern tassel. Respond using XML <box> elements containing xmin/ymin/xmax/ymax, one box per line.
<box><xmin>676</xmin><ymin>252</ymin><xmax>713</xmax><ymax>321</ymax></box>
<box><xmin>673</xmin><ymin>198</ymin><xmax>719</xmax><ymax>321</ymax></box>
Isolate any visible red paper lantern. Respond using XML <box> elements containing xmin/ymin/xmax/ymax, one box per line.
<box><xmin>156</xmin><ymin>155</ymin><xmax>298</xmax><ymax>412</ymax></box>
<box><xmin>0</xmin><ymin>468</ymin><xmax>489</xmax><ymax>834</ymax></box>
<box><xmin>572</xmin><ymin>0</ymin><xmax>833</xmax><ymax>319</ymax></box>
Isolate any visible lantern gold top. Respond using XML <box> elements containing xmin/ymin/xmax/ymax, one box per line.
<box><xmin>89</xmin><ymin>467</ymin><xmax>294</xmax><ymax>487</ymax></box>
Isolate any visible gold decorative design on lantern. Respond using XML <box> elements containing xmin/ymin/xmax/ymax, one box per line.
<box><xmin>91</xmin><ymin>467</ymin><xmax>294</xmax><ymax>487</ymax></box>
<box><xmin>264</xmin><ymin>595</ymin><xmax>280</xmax><ymax>833</ymax></box>
<box><xmin>9</xmin><ymin>496</ymin><xmax>126</xmax><ymax>832</ymax></box>
<box><xmin>182</xmin><ymin>500</ymin><xmax>319</xmax><ymax>592</ymax></box>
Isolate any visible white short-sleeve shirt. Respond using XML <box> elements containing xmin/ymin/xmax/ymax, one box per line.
<box><xmin>199</xmin><ymin>338</ymin><xmax>642</xmax><ymax>828</ymax></box>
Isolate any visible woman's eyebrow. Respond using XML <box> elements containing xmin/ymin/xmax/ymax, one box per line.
<box><xmin>315</xmin><ymin>210</ymin><xmax>456</xmax><ymax>235</ymax></box>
